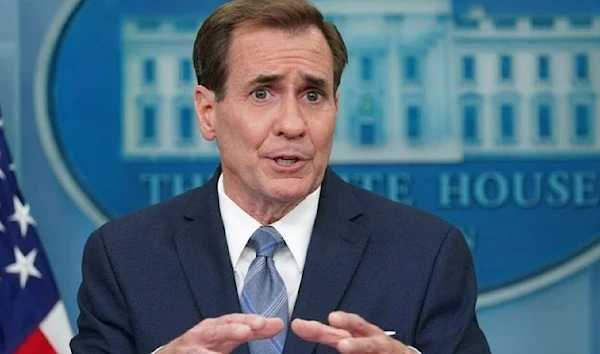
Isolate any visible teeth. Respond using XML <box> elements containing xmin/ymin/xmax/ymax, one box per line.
<box><xmin>276</xmin><ymin>158</ymin><xmax>298</xmax><ymax>166</ymax></box>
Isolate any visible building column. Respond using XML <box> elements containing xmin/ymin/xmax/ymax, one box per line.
<box><xmin>387</xmin><ymin>37</ymin><xmax>401</xmax><ymax>144</ymax></box>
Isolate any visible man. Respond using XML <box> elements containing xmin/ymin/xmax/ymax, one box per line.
<box><xmin>71</xmin><ymin>0</ymin><xmax>490</xmax><ymax>353</ymax></box>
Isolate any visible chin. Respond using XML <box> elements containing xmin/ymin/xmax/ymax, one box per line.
<box><xmin>266</xmin><ymin>181</ymin><xmax>314</xmax><ymax>202</ymax></box>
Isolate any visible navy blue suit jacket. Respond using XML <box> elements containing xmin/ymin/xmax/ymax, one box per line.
<box><xmin>71</xmin><ymin>168</ymin><xmax>490</xmax><ymax>353</ymax></box>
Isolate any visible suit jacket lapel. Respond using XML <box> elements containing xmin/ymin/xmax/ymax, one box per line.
<box><xmin>172</xmin><ymin>168</ymin><xmax>250</xmax><ymax>354</ymax></box>
<box><xmin>284</xmin><ymin>169</ymin><xmax>370</xmax><ymax>354</ymax></box>
<box><xmin>171</xmin><ymin>168</ymin><xmax>367</xmax><ymax>354</ymax></box>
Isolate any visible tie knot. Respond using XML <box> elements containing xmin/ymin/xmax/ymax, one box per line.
<box><xmin>248</xmin><ymin>226</ymin><xmax>284</xmax><ymax>258</ymax></box>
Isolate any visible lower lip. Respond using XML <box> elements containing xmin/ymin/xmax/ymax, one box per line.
<box><xmin>269</xmin><ymin>158</ymin><xmax>308</xmax><ymax>172</ymax></box>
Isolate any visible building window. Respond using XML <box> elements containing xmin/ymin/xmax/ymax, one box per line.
<box><xmin>533</xmin><ymin>93</ymin><xmax>554</xmax><ymax>143</ymax></box>
<box><xmin>500</xmin><ymin>55</ymin><xmax>512</xmax><ymax>81</ymax></box>
<box><xmin>361</xmin><ymin>56</ymin><xmax>373</xmax><ymax>82</ymax></box>
<box><xmin>569</xmin><ymin>92</ymin><xmax>595</xmax><ymax>144</ymax></box>
<box><xmin>494</xmin><ymin>93</ymin><xmax>519</xmax><ymax>143</ymax></box>
<box><xmin>353</xmin><ymin>93</ymin><xmax>383</xmax><ymax>146</ymax></box>
<box><xmin>462</xmin><ymin>56</ymin><xmax>475</xmax><ymax>82</ymax></box>
<box><xmin>575</xmin><ymin>104</ymin><xmax>591</xmax><ymax>140</ymax></box>
<box><xmin>141</xmin><ymin>105</ymin><xmax>157</xmax><ymax>142</ymax></box>
<box><xmin>538</xmin><ymin>55</ymin><xmax>550</xmax><ymax>81</ymax></box>
<box><xmin>359</xmin><ymin>94</ymin><xmax>375</xmax><ymax>116</ymax></box>
<box><xmin>575</xmin><ymin>54</ymin><xmax>589</xmax><ymax>81</ymax></box>
<box><xmin>143</xmin><ymin>59</ymin><xmax>156</xmax><ymax>85</ymax></box>
<box><xmin>570</xmin><ymin>17</ymin><xmax>592</xmax><ymax>29</ymax></box>
<box><xmin>460</xmin><ymin>93</ymin><xmax>482</xmax><ymax>144</ymax></box>
<box><xmin>455</xmin><ymin>17</ymin><xmax>479</xmax><ymax>29</ymax></box>
<box><xmin>178</xmin><ymin>106</ymin><xmax>195</xmax><ymax>142</ymax></box>
<box><xmin>404</xmin><ymin>55</ymin><xmax>419</xmax><ymax>82</ymax></box>
<box><xmin>360</xmin><ymin>122</ymin><xmax>376</xmax><ymax>145</ymax></box>
<box><xmin>407</xmin><ymin>105</ymin><xmax>421</xmax><ymax>141</ymax></box>
<box><xmin>537</xmin><ymin>104</ymin><xmax>552</xmax><ymax>140</ymax></box>
<box><xmin>500</xmin><ymin>104</ymin><xmax>515</xmax><ymax>141</ymax></box>
<box><xmin>463</xmin><ymin>105</ymin><xmax>479</xmax><ymax>143</ymax></box>
<box><xmin>494</xmin><ymin>18</ymin><xmax>516</xmax><ymax>29</ymax></box>
<box><xmin>531</xmin><ymin>17</ymin><xmax>554</xmax><ymax>29</ymax></box>
<box><xmin>179</xmin><ymin>59</ymin><xmax>193</xmax><ymax>83</ymax></box>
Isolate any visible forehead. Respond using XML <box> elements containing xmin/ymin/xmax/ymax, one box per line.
<box><xmin>226</xmin><ymin>24</ymin><xmax>334</xmax><ymax>84</ymax></box>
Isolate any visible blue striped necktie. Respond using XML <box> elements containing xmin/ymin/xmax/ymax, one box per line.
<box><xmin>241</xmin><ymin>226</ymin><xmax>289</xmax><ymax>354</ymax></box>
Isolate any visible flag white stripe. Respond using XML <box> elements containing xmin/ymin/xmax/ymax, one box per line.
<box><xmin>39</xmin><ymin>301</ymin><xmax>73</xmax><ymax>354</ymax></box>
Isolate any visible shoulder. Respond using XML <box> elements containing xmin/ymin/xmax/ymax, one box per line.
<box><xmin>329</xmin><ymin>173</ymin><xmax>463</xmax><ymax>256</ymax></box>
<box><xmin>325</xmin><ymin>169</ymin><xmax>457</xmax><ymax>239</ymax></box>
<box><xmin>351</xmin><ymin>183</ymin><xmax>454</xmax><ymax>235</ymax></box>
<box><xmin>89</xmin><ymin>182</ymin><xmax>213</xmax><ymax>250</ymax></box>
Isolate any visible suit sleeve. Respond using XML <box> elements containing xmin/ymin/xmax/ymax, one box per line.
<box><xmin>70</xmin><ymin>228</ymin><xmax>136</xmax><ymax>353</ymax></box>
<box><xmin>414</xmin><ymin>226</ymin><xmax>491</xmax><ymax>354</ymax></box>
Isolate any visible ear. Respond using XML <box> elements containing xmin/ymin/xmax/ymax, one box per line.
<box><xmin>334</xmin><ymin>91</ymin><xmax>340</xmax><ymax>111</ymax></box>
<box><xmin>194</xmin><ymin>85</ymin><xmax>217</xmax><ymax>141</ymax></box>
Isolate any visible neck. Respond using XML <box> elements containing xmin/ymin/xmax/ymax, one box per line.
<box><xmin>226</xmin><ymin>190</ymin><xmax>304</xmax><ymax>225</ymax></box>
<box><xmin>220</xmin><ymin>174</ymin><xmax>307</xmax><ymax>224</ymax></box>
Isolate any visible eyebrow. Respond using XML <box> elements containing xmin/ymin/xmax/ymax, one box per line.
<box><xmin>244</xmin><ymin>73</ymin><xmax>331</xmax><ymax>92</ymax></box>
<box><xmin>302</xmin><ymin>74</ymin><xmax>330</xmax><ymax>92</ymax></box>
<box><xmin>246</xmin><ymin>74</ymin><xmax>283</xmax><ymax>90</ymax></box>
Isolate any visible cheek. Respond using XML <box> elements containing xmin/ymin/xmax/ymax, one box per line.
<box><xmin>311</xmin><ymin>115</ymin><xmax>336</xmax><ymax>148</ymax></box>
<box><xmin>226</xmin><ymin>127</ymin><xmax>272</xmax><ymax>161</ymax></box>
<box><xmin>217</xmin><ymin>109</ymin><xmax>262</xmax><ymax>147</ymax></box>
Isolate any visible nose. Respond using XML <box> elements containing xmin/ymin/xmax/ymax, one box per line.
<box><xmin>274</xmin><ymin>94</ymin><xmax>307</xmax><ymax>139</ymax></box>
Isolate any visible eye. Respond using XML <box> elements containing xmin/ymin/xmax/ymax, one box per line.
<box><xmin>306</xmin><ymin>90</ymin><xmax>323</xmax><ymax>102</ymax></box>
<box><xmin>251</xmin><ymin>88</ymin><xmax>270</xmax><ymax>101</ymax></box>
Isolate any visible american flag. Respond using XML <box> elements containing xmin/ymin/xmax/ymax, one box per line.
<box><xmin>0</xmin><ymin>104</ymin><xmax>73</xmax><ymax>353</ymax></box>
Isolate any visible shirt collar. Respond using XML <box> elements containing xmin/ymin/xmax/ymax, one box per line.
<box><xmin>217</xmin><ymin>174</ymin><xmax>320</xmax><ymax>271</ymax></box>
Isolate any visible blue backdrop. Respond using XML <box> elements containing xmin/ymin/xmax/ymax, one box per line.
<box><xmin>0</xmin><ymin>0</ymin><xmax>599</xmax><ymax>352</ymax></box>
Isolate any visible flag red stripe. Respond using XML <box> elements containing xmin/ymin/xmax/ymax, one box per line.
<box><xmin>15</xmin><ymin>328</ymin><xmax>56</xmax><ymax>354</ymax></box>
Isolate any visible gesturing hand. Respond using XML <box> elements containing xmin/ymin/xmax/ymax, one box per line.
<box><xmin>292</xmin><ymin>311</ymin><xmax>415</xmax><ymax>354</ymax></box>
<box><xmin>160</xmin><ymin>313</ymin><xmax>284</xmax><ymax>354</ymax></box>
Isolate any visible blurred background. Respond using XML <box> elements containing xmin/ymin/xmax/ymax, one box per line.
<box><xmin>0</xmin><ymin>0</ymin><xmax>599</xmax><ymax>352</ymax></box>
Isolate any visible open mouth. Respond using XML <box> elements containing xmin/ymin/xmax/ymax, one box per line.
<box><xmin>275</xmin><ymin>157</ymin><xmax>300</xmax><ymax>166</ymax></box>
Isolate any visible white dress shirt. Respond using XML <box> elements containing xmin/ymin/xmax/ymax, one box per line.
<box><xmin>154</xmin><ymin>176</ymin><xmax>420</xmax><ymax>354</ymax></box>
<box><xmin>217</xmin><ymin>175</ymin><xmax>319</xmax><ymax>316</ymax></box>
<box><xmin>215</xmin><ymin>175</ymin><xmax>420</xmax><ymax>354</ymax></box>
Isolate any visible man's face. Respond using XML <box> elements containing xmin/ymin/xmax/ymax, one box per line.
<box><xmin>195</xmin><ymin>24</ymin><xmax>338</xmax><ymax>210</ymax></box>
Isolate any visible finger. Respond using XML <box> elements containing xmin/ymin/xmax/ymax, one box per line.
<box><xmin>161</xmin><ymin>323</ymin><xmax>248</xmax><ymax>354</ymax></box>
<box><xmin>328</xmin><ymin>311</ymin><xmax>383</xmax><ymax>337</ymax></box>
<box><xmin>195</xmin><ymin>349</ymin><xmax>218</xmax><ymax>354</ymax></box>
<box><xmin>208</xmin><ymin>318</ymin><xmax>283</xmax><ymax>339</ymax></box>
<box><xmin>207</xmin><ymin>313</ymin><xmax>266</xmax><ymax>327</ymax></box>
<box><xmin>188</xmin><ymin>322</ymin><xmax>253</xmax><ymax>347</ymax></box>
<box><xmin>217</xmin><ymin>318</ymin><xmax>284</xmax><ymax>353</ymax></box>
<box><xmin>338</xmin><ymin>335</ymin><xmax>409</xmax><ymax>354</ymax></box>
<box><xmin>200</xmin><ymin>314</ymin><xmax>283</xmax><ymax>337</ymax></box>
<box><xmin>170</xmin><ymin>348</ymin><xmax>219</xmax><ymax>354</ymax></box>
<box><xmin>247</xmin><ymin>318</ymin><xmax>285</xmax><ymax>339</ymax></box>
<box><xmin>291</xmin><ymin>318</ymin><xmax>352</xmax><ymax>348</ymax></box>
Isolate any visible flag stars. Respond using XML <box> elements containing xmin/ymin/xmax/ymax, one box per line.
<box><xmin>10</xmin><ymin>196</ymin><xmax>36</xmax><ymax>238</ymax></box>
<box><xmin>5</xmin><ymin>247</ymin><xmax>43</xmax><ymax>289</ymax></box>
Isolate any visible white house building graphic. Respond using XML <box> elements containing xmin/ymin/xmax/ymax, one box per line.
<box><xmin>121</xmin><ymin>0</ymin><xmax>600</xmax><ymax>162</ymax></box>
